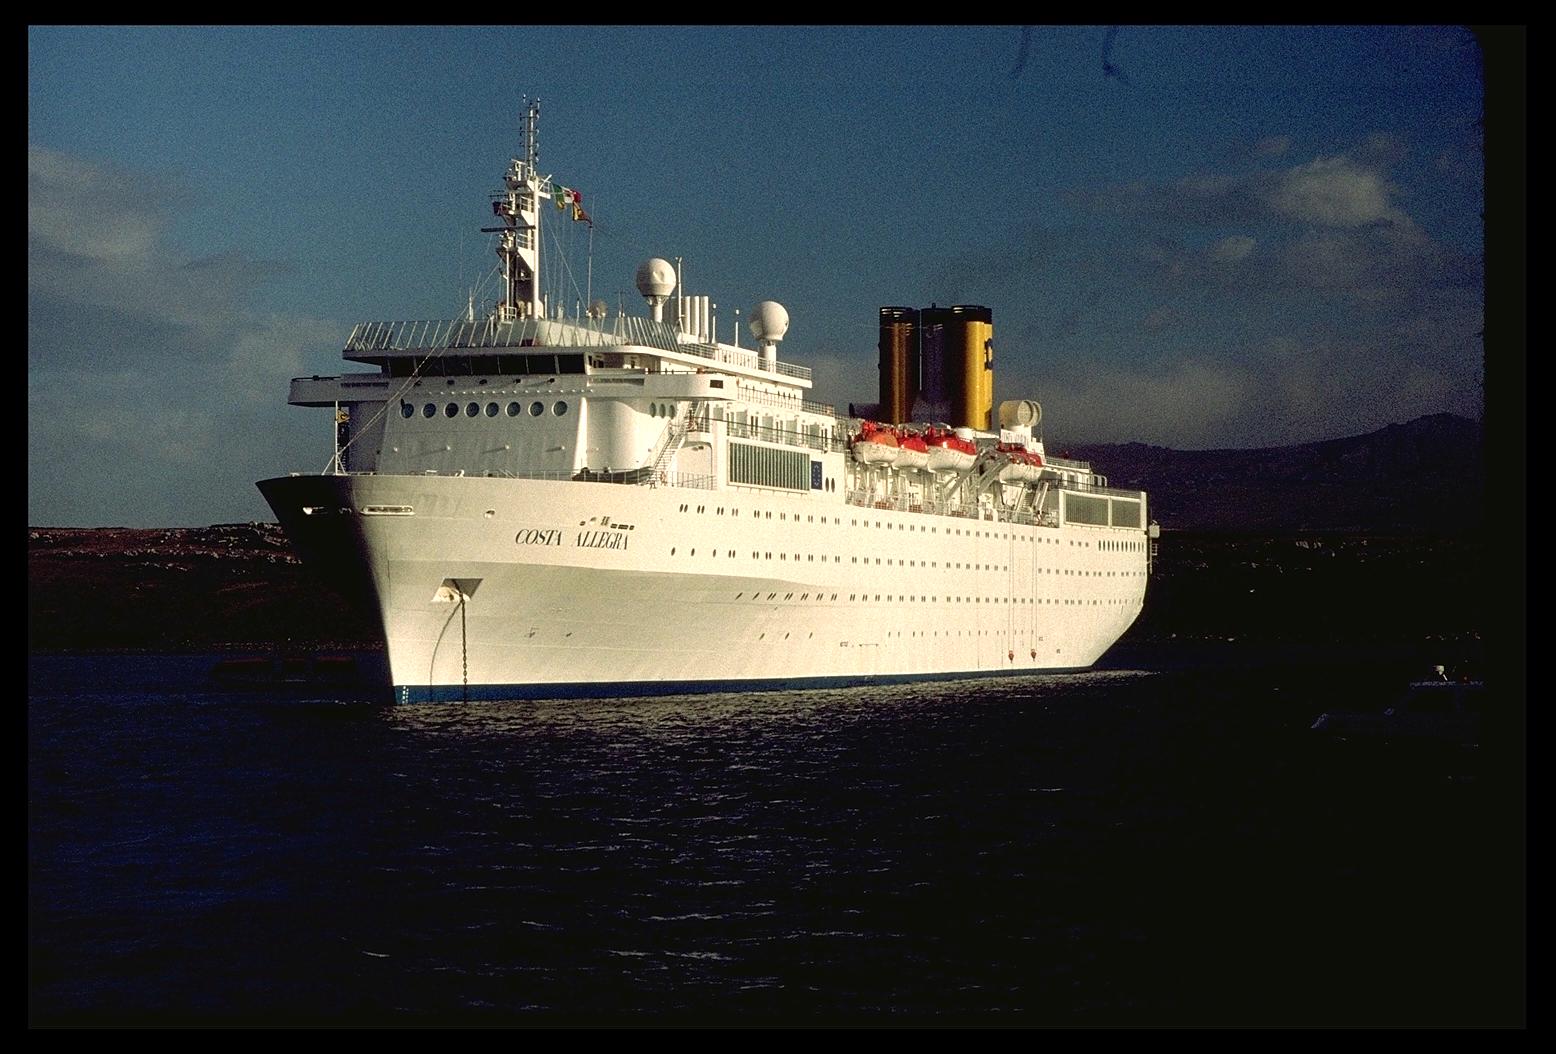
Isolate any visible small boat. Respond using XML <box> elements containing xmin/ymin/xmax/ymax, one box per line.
<box><xmin>995</xmin><ymin>442</ymin><xmax>1045</xmax><ymax>483</ymax></box>
<box><xmin>893</xmin><ymin>430</ymin><xmax>929</xmax><ymax>470</ymax></box>
<box><xmin>1311</xmin><ymin>668</ymin><xmax>1484</xmax><ymax>746</ymax></box>
<box><xmin>923</xmin><ymin>425</ymin><xmax>977</xmax><ymax>472</ymax></box>
<box><xmin>851</xmin><ymin>421</ymin><xmax>900</xmax><ymax>465</ymax></box>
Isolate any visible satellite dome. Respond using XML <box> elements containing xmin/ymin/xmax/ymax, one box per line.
<box><xmin>748</xmin><ymin>301</ymin><xmax>790</xmax><ymax>343</ymax></box>
<box><xmin>634</xmin><ymin>258</ymin><xmax>677</xmax><ymax>299</ymax></box>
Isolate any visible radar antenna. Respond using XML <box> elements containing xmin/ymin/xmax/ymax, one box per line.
<box><xmin>481</xmin><ymin>97</ymin><xmax>545</xmax><ymax>321</ymax></box>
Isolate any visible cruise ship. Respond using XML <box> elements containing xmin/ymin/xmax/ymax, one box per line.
<box><xmin>258</xmin><ymin>101</ymin><xmax>1157</xmax><ymax>703</ymax></box>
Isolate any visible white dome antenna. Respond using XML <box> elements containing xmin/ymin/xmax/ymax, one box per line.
<box><xmin>749</xmin><ymin>300</ymin><xmax>789</xmax><ymax>369</ymax></box>
<box><xmin>635</xmin><ymin>258</ymin><xmax>677</xmax><ymax>322</ymax></box>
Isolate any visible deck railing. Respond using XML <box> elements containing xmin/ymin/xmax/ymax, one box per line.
<box><xmin>344</xmin><ymin>316</ymin><xmax>811</xmax><ymax>381</ymax></box>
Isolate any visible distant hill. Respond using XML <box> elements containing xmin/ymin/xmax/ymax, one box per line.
<box><xmin>1066</xmin><ymin>414</ymin><xmax>1483</xmax><ymax>533</ymax></box>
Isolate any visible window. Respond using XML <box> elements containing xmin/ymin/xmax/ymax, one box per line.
<box><xmin>507</xmin><ymin>402</ymin><xmax>521</xmax><ymax>417</ymax></box>
<box><xmin>424</xmin><ymin>403</ymin><xmax>436</xmax><ymax>418</ymax></box>
<box><xmin>445</xmin><ymin>403</ymin><xmax>459</xmax><ymax>418</ymax></box>
<box><xmin>530</xmin><ymin>401</ymin><xmax>544</xmax><ymax>417</ymax></box>
<box><xmin>466</xmin><ymin>402</ymin><xmax>480</xmax><ymax>417</ymax></box>
<box><xmin>400</xmin><ymin>402</ymin><xmax>414</xmax><ymax>419</ymax></box>
<box><xmin>553</xmin><ymin>401</ymin><xmax>568</xmax><ymax>416</ymax></box>
<box><xmin>486</xmin><ymin>402</ymin><xmax>499</xmax><ymax>417</ymax></box>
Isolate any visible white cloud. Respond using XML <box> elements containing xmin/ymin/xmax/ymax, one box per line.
<box><xmin>28</xmin><ymin>145</ymin><xmax>342</xmax><ymax>525</ymax></box>
<box><xmin>1038</xmin><ymin>359</ymin><xmax>1256</xmax><ymax>448</ymax></box>
<box><xmin>27</xmin><ymin>145</ymin><xmax>170</xmax><ymax>261</ymax></box>
<box><xmin>1263</xmin><ymin>155</ymin><xmax>1403</xmax><ymax>228</ymax></box>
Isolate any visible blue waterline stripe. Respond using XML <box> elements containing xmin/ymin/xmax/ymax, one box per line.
<box><xmin>391</xmin><ymin>665</ymin><xmax>1093</xmax><ymax>704</ymax></box>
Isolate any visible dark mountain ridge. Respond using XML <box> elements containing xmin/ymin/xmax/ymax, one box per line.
<box><xmin>1066</xmin><ymin>413</ymin><xmax>1482</xmax><ymax>532</ymax></box>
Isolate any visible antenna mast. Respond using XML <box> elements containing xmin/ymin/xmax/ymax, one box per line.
<box><xmin>483</xmin><ymin>97</ymin><xmax>545</xmax><ymax>321</ymax></box>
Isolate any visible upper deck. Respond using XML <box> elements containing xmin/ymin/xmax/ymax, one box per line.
<box><xmin>344</xmin><ymin>315</ymin><xmax>812</xmax><ymax>387</ymax></box>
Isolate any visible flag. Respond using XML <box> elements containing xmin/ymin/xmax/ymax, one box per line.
<box><xmin>573</xmin><ymin>202</ymin><xmax>592</xmax><ymax>226</ymax></box>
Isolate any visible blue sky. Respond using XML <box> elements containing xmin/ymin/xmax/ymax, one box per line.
<box><xmin>28</xmin><ymin>26</ymin><xmax>1485</xmax><ymax>526</ymax></box>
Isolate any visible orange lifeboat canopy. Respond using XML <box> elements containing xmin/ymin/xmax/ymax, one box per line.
<box><xmin>855</xmin><ymin>421</ymin><xmax>899</xmax><ymax>447</ymax></box>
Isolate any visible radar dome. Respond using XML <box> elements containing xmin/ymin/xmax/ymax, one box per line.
<box><xmin>634</xmin><ymin>258</ymin><xmax>677</xmax><ymax>299</ymax></box>
<box><xmin>748</xmin><ymin>301</ymin><xmax>790</xmax><ymax>343</ymax></box>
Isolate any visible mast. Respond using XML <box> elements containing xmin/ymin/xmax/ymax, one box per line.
<box><xmin>483</xmin><ymin>97</ymin><xmax>545</xmax><ymax>321</ymax></box>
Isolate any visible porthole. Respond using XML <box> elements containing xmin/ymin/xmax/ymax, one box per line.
<box><xmin>423</xmin><ymin>403</ymin><xmax>436</xmax><ymax>418</ymax></box>
<box><xmin>507</xmin><ymin>402</ymin><xmax>521</xmax><ymax>417</ymax></box>
<box><xmin>650</xmin><ymin>403</ymin><xmax>658</xmax><ymax>418</ymax></box>
<box><xmin>486</xmin><ymin>402</ymin><xmax>499</xmax><ymax>417</ymax></box>
<box><xmin>466</xmin><ymin>402</ymin><xmax>480</xmax><ymax>417</ymax></box>
<box><xmin>529</xmin><ymin>401</ymin><xmax>544</xmax><ymax>417</ymax></box>
<box><xmin>400</xmin><ymin>402</ymin><xmax>414</xmax><ymax>419</ymax></box>
<box><xmin>553</xmin><ymin>401</ymin><xmax>568</xmax><ymax>416</ymax></box>
<box><xmin>445</xmin><ymin>402</ymin><xmax>459</xmax><ymax>418</ymax></box>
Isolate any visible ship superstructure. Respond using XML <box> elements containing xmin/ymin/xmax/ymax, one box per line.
<box><xmin>258</xmin><ymin>101</ymin><xmax>1156</xmax><ymax>702</ymax></box>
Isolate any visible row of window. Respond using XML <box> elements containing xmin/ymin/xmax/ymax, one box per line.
<box><xmin>674</xmin><ymin>503</ymin><xmax>1139</xmax><ymax>547</ymax></box>
<box><xmin>663</xmin><ymin>544</ymin><xmax>1138</xmax><ymax>574</ymax></box>
<box><xmin>401</xmin><ymin>400</ymin><xmax>569</xmax><ymax>420</ymax></box>
<box><xmin>386</xmin><ymin>352</ymin><xmax>586</xmax><ymax>377</ymax></box>
<box><xmin>724</xmin><ymin>590</ymin><xmax>1139</xmax><ymax>606</ymax></box>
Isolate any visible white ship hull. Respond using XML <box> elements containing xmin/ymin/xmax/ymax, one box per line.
<box><xmin>260</xmin><ymin>472</ymin><xmax>1150</xmax><ymax>703</ymax></box>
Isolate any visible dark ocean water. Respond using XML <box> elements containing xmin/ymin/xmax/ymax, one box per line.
<box><xmin>28</xmin><ymin>646</ymin><xmax>1523</xmax><ymax>1026</ymax></box>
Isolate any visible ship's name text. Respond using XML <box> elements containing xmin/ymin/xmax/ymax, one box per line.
<box><xmin>576</xmin><ymin>529</ymin><xmax>629</xmax><ymax>551</ymax></box>
<box><xmin>514</xmin><ymin>528</ymin><xmax>563</xmax><ymax>547</ymax></box>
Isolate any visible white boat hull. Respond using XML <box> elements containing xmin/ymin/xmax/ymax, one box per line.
<box><xmin>852</xmin><ymin>441</ymin><xmax>898</xmax><ymax>465</ymax></box>
<box><xmin>260</xmin><ymin>472</ymin><xmax>1150</xmax><ymax>702</ymax></box>
<box><xmin>925</xmin><ymin>446</ymin><xmax>976</xmax><ymax>472</ymax></box>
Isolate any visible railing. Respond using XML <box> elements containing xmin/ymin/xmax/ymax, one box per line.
<box><xmin>725</xmin><ymin>418</ymin><xmax>847</xmax><ymax>453</ymax></box>
<box><xmin>1055</xmin><ymin>480</ymin><xmax>1142</xmax><ymax>499</ymax></box>
<box><xmin>842</xmin><ymin>490</ymin><xmax>1059</xmax><ymax>527</ymax></box>
<box><xmin>1044</xmin><ymin>455</ymin><xmax>1093</xmax><ymax>472</ymax></box>
<box><xmin>648</xmin><ymin>409</ymin><xmax>690</xmax><ymax>477</ymax></box>
<box><xmin>344</xmin><ymin>316</ymin><xmax>812</xmax><ymax>381</ymax></box>
<box><xmin>292</xmin><ymin>468</ymin><xmax>716</xmax><ymax>490</ymax></box>
<box><xmin>728</xmin><ymin>382</ymin><xmax>835</xmax><ymax>418</ymax></box>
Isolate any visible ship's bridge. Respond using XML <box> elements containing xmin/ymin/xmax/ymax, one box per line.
<box><xmin>341</xmin><ymin>315</ymin><xmax>812</xmax><ymax>388</ymax></box>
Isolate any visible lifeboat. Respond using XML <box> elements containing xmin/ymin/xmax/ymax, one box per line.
<box><xmin>923</xmin><ymin>425</ymin><xmax>977</xmax><ymax>472</ymax></box>
<box><xmin>851</xmin><ymin>420</ymin><xmax>900</xmax><ymax>465</ymax></box>
<box><xmin>893</xmin><ymin>430</ymin><xmax>929</xmax><ymax>470</ymax></box>
<box><xmin>995</xmin><ymin>442</ymin><xmax>1045</xmax><ymax>483</ymax></box>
